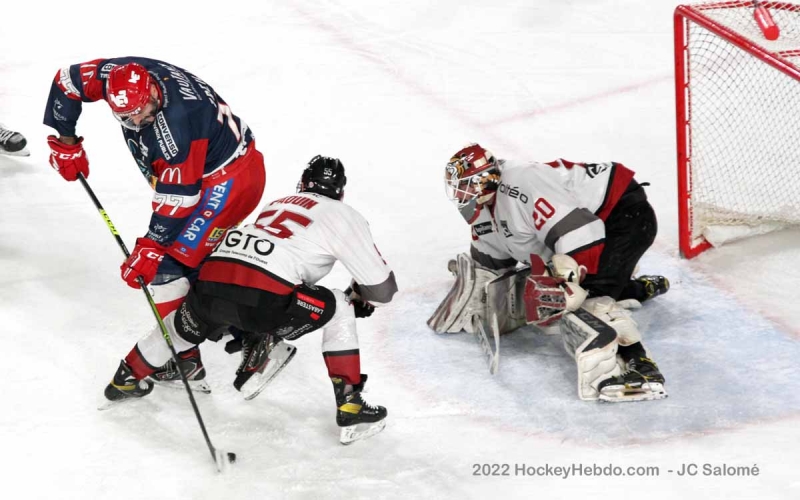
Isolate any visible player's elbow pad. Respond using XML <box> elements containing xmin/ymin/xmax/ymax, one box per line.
<box><xmin>353</xmin><ymin>272</ymin><xmax>398</xmax><ymax>306</ymax></box>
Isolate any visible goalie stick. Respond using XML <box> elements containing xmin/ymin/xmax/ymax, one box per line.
<box><xmin>78</xmin><ymin>174</ymin><xmax>236</xmax><ymax>472</ymax></box>
<box><xmin>472</xmin><ymin>311</ymin><xmax>500</xmax><ymax>374</ymax></box>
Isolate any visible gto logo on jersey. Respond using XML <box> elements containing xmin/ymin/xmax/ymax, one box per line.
<box><xmin>498</xmin><ymin>182</ymin><xmax>529</xmax><ymax>203</ymax></box>
<box><xmin>223</xmin><ymin>229</ymin><xmax>275</xmax><ymax>255</ymax></box>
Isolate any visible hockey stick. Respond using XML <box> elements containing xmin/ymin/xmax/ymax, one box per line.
<box><xmin>77</xmin><ymin>174</ymin><xmax>236</xmax><ymax>472</ymax></box>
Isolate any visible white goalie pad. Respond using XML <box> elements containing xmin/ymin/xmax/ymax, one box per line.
<box><xmin>487</xmin><ymin>267</ymin><xmax>530</xmax><ymax>335</ymax></box>
<box><xmin>427</xmin><ymin>253</ymin><xmax>500</xmax><ymax>334</ymax></box>
<box><xmin>581</xmin><ymin>296</ymin><xmax>642</xmax><ymax>346</ymax></box>
<box><xmin>471</xmin><ymin>267</ymin><xmax>531</xmax><ymax>374</ymax></box>
<box><xmin>561</xmin><ymin>308</ymin><xmax>621</xmax><ymax>401</ymax></box>
<box><xmin>430</xmin><ymin>255</ymin><xmax>531</xmax><ymax>374</ymax></box>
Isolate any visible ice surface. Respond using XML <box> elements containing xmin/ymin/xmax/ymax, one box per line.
<box><xmin>2</xmin><ymin>1</ymin><xmax>799</xmax><ymax>498</ymax></box>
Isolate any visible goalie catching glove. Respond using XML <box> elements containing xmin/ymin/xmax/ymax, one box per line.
<box><xmin>523</xmin><ymin>254</ymin><xmax>588</xmax><ymax>326</ymax></box>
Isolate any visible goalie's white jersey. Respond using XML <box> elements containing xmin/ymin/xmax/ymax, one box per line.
<box><xmin>200</xmin><ymin>192</ymin><xmax>397</xmax><ymax>304</ymax></box>
<box><xmin>470</xmin><ymin>159</ymin><xmax>635</xmax><ymax>274</ymax></box>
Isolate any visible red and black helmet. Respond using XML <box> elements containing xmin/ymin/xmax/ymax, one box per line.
<box><xmin>444</xmin><ymin>143</ymin><xmax>500</xmax><ymax>206</ymax></box>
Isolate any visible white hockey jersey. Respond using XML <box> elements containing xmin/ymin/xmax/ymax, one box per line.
<box><xmin>199</xmin><ymin>192</ymin><xmax>397</xmax><ymax>305</ymax></box>
<box><xmin>469</xmin><ymin>159</ymin><xmax>635</xmax><ymax>274</ymax></box>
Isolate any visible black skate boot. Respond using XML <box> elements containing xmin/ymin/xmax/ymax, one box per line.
<box><xmin>0</xmin><ymin>126</ymin><xmax>28</xmax><ymax>156</ymax></box>
<box><xmin>102</xmin><ymin>360</ymin><xmax>154</xmax><ymax>406</ymax></box>
<box><xmin>233</xmin><ymin>333</ymin><xmax>296</xmax><ymax>400</ymax></box>
<box><xmin>332</xmin><ymin>374</ymin><xmax>387</xmax><ymax>444</ymax></box>
<box><xmin>148</xmin><ymin>346</ymin><xmax>211</xmax><ymax>394</ymax></box>
<box><xmin>634</xmin><ymin>275</ymin><xmax>670</xmax><ymax>302</ymax></box>
<box><xmin>597</xmin><ymin>357</ymin><xmax>667</xmax><ymax>402</ymax></box>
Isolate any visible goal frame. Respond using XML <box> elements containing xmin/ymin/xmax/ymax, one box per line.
<box><xmin>674</xmin><ymin>1</ymin><xmax>800</xmax><ymax>258</ymax></box>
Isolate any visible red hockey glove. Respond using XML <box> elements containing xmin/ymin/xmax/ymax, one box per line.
<box><xmin>524</xmin><ymin>273</ymin><xmax>569</xmax><ymax>326</ymax></box>
<box><xmin>524</xmin><ymin>254</ymin><xmax>587</xmax><ymax>326</ymax></box>
<box><xmin>120</xmin><ymin>238</ymin><xmax>165</xmax><ymax>289</ymax></box>
<box><xmin>47</xmin><ymin>135</ymin><xmax>90</xmax><ymax>181</ymax></box>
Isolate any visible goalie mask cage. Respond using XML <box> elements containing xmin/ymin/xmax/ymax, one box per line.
<box><xmin>674</xmin><ymin>1</ymin><xmax>800</xmax><ymax>259</ymax></box>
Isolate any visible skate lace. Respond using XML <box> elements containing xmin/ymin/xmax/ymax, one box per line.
<box><xmin>161</xmin><ymin>359</ymin><xmax>178</xmax><ymax>377</ymax></box>
<box><xmin>238</xmin><ymin>343</ymin><xmax>253</xmax><ymax>372</ymax></box>
<box><xmin>358</xmin><ymin>393</ymin><xmax>380</xmax><ymax>410</ymax></box>
<box><xmin>0</xmin><ymin>128</ymin><xmax>15</xmax><ymax>143</ymax></box>
<box><xmin>623</xmin><ymin>358</ymin><xmax>657</xmax><ymax>382</ymax></box>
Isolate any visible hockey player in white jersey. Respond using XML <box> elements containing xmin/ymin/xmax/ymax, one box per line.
<box><xmin>432</xmin><ymin>143</ymin><xmax>669</xmax><ymax>402</ymax></box>
<box><xmin>103</xmin><ymin>155</ymin><xmax>398</xmax><ymax>444</ymax></box>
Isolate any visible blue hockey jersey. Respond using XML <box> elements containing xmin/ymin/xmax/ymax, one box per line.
<box><xmin>43</xmin><ymin>56</ymin><xmax>255</xmax><ymax>248</ymax></box>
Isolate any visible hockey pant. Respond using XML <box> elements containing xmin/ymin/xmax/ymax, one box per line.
<box><xmin>581</xmin><ymin>180</ymin><xmax>657</xmax><ymax>301</ymax></box>
<box><xmin>126</xmin><ymin>281</ymin><xmax>361</xmax><ymax>384</ymax></box>
<box><xmin>125</xmin><ymin>144</ymin><xmax>266</xmax><ymax>376</ymax></box>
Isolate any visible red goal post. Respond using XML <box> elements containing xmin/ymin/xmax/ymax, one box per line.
<box><xmin>674</xmin><ymin>1</ymin><xmax>800</xmax><ymax>259</ymax></box>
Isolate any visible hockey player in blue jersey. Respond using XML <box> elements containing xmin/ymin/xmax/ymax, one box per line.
<box><xmin>44</xmin><ymin>58</ymin><xmax>267</xmax><ymax>394</ymax></box>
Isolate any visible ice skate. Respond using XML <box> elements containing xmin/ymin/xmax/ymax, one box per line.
<box><xmin>0</xmin><ymin>126</ymin><xmax>29</xmax><ymax>157</ymax></box>
<box><xmin>233</xmin><ymin>333</ymin><xmax>296</xmax><ymax>400</ymax></box>
<box><xmin>597</xmin><ymin>356</ymin><xmax>667</xmax><ymax>402</ymax></box>
<box><xmin>332</xmin><ymin>375</ymin><xmax>387</xmax><ymax>444</ymax></box>
<box><xmin>147</xmin><ymin>346</ymin><xmax>211</xmax><ymax>394</ymax></box>
<box><xmin>100</xmin><ymin>360</ymin><xmax>154</xmax><ymax>410</ymax></box>
<box><xmin>634</xmin><ymin>275</ymin><xmax>670</xmax><ymax>302</ymax></box>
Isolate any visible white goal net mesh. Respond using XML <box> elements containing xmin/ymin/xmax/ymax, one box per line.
<box><xmin>680</xmin><ymin>1</ymin><xmax>800</xmax><ymax>247</ymax></box>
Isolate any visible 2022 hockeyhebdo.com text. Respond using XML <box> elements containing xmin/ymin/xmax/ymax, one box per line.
<box><xmin>471</xmin><ymin>463</ymin><xmax>760</xmax><ymax>479</ymax></box>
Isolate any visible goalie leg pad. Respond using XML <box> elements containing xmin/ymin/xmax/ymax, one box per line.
<box><xmin>581</xmin><ymin>296</ymin><xmax>642</xmax><ymax>346</ymax></box>
<box><xmin>561</xmin><ymin>308</ymin><xmax>621</xmax><ymax>401</ymax></box>
<box><xmin>427</xmin><ymin>253</ymin><xmax>498</xmax><ymax>333</ymax></box>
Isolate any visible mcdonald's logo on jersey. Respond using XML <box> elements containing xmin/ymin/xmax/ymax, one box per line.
<box><xmin>160</xmin><ymin>166</ymin><xmax>182</xmax><ymax>184</ymax></box>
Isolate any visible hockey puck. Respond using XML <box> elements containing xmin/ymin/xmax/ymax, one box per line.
<box><xmin>227</xmin><ymin>452</ymin><xmax>237</xmax><ymax>464</ymax></box>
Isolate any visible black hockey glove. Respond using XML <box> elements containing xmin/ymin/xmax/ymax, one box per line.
<box><xmin>352</xmin><ymin>299</ymin><xmax>375</xmax><ymax>319</ymax></box>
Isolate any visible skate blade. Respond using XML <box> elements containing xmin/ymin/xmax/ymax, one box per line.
<box><xmin>242</xmin><ymin>344</ymin><xmax>297</xmax><ymax>401</ymax></box>
<box><xmin>97</xmin><ymin>395</ymin><xmax>144</xmax><ymax>411</ymax></box>
<box><xmin>149</xmin><ymin>378</ymin><xmax>212</xmax><ymax>394</ymax></box>
<box><xmin>339</xmin><ymin>419</ymin><xmax>387</xmax><ymax>445</ymax></box>
<box><xmin>598</xmin><ymin>382</ymin><xmax>668</xmax><ymax>403</ymax></box>
<box><xmin>0</xmin><ymin>147</ymin><xmax>30</xmax><ymax>157</ymax></box>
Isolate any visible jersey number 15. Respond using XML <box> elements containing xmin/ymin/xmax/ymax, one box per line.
<box><xmin>256</xmin><ymin>210</ymin><xmax>312</xmax><ymax>239</ymax></box>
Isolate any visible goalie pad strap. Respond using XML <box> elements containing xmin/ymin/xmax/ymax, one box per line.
<box><xmin>582</xmin><ymin>296</ymin><xmax>642</xmax><ymax>346</ymax></box>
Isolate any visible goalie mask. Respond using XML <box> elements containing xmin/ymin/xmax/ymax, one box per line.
<box><xmin>298</xmin><ymin>155</ymin><xmax>347</xmax><ymax>200</ymax></box>
<box><xmin>444</xmin><ymin>143</ymin><xmax>501</xmax><ymax>223</ymax></box>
